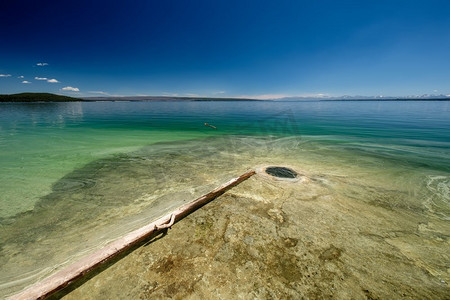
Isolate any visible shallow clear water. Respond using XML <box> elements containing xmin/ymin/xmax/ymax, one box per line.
<box><xmin>0</xmin><ymin>100</ymin><xmax>449</xmax><ymax>296</ymax></box>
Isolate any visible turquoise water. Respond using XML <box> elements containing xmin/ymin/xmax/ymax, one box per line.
<box><xmin>1</xmin><ymin>100</ymin><xmax>449</xmax><ymax>296</ymax></box>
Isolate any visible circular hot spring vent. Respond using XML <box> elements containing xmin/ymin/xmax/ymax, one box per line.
<box><xmin>265</xmin><ymin>166</ymin><xmax>297</xmax><ymax>179</ymax></box>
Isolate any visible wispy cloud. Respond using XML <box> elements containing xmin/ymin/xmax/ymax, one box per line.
<box><xmin>35</xmin><ymin>77</ymin><xmax>59</xmax><ymax>83</ymax></box>
<box><xmin>237</xmin><ymin>93</ymin><xmax>332</xmax><ymax>100</ymax></box>
<box><xmin>36</xmin><ymin>62</ymin><xmax>49</xmax><ymax>66</ymax></box>
<box><xmin>213</xmin><ymin>91</ymin><xmax>226</xmax><ymax>95</ymax></box>
<box><xmin>61</xmin><ymin>86</ymin><xmax>80</xmax><ymax>92</ymax></box>
<box><xmin>0</xmin><ymin>74</ymin><xmax>12</xmax><ymax>77</ymax></box>
<box><xmin>298</xmin><ymin>93</ymin><xmax>331</xmax><ymax>98</ymax></box>
<box><xmin>88</xmin><ymin>91</ymin><xmax>109</xmax><ymax>95</ymax></box>
<box><xmin>22</xmin><ymin>80</ymin><xmax>31</xmax><ymax>84</ymax></box>
<box><xmin>162</xmin><ymin>92</ymin><xmax>179</xmax><ymax>97</ymax></box>
<box><xmin>237</xmin><ymin>94</ymin><xmax>290</xmax><ymax>100</ymax></box>
<box><xmin>18</xmin><ymin>75</ymin><xmax>24</xmax><ymax>78</ymax></box>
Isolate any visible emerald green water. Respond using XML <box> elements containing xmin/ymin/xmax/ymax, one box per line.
<box><xmin>0</xmin><ymin>101</ymin><xmax>449</xmax><ymax>297</ymax></box>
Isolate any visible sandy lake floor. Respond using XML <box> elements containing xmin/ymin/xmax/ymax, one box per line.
<box><xmin>60</xmin><ymin>162</ymin><xmax>449</xmax><ymax>299</ymax></box>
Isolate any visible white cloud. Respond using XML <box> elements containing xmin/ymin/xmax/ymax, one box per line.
<box><xmin>0</xmin><ymin>74</ymin><xmax>12</xmax><ymax>77</ymax></box>
<box><xmin>61</xmin><ymin>86</ymin><xmax>80</xmax><ymax>92</ymax></box>
<box><xmin>213</xmin><ymin>91</ymin><xmax>226</xmax><ymax>95</ymax></box>
<box><xmin>35</xmin><ymin>77</ymin><xmax>59</xmax><ymax>83</ymax></box>
<box><xmin>22</xmin><ymin>80</ymin><xmax>31</xmax><ymax>84</ymax></box>
<box><xmin>162</xmin><ymin>92</ymin><xmax>179</xmax><ymax>97</ymax></box>
<box><xmin>236</xmin><ymin>93</ymin><xmax>332</xmax><ymax>100</ymax></box>
<box><xmin>36</xmin><ymin>62</ymin><xmax>49</xmax><ymax>66</ymax></box>
<box><xmin>18</xmin><ymin>75</ymin><xmax>24</xmax><ymax>78</ymax></box>
<box><xmin>238</xmin><ymin>94</ymin><xmax>290</xmax><ymax>100</ymax></box>
<box><xmin>88</xmin><ymin>91</ymin><xmax>109</xmax><ymax>95</ymax></box>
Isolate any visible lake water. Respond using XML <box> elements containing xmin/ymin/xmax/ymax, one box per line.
<box><xmin>1</xmin><ymin>100</ymin><xmax>449</xmax><ymax>297</ymax></box>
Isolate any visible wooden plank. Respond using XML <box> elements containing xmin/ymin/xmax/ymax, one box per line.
<box><xmin>10</xmin><ymin>170</ymin><xmax>256</xmax><ymax>300</ymax></box>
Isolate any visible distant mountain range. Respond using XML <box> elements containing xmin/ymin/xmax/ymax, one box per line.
<box><xmin>1</xmin><ymin>92</ymin><xmax>449</xmax><ymax>102</ymax></box>
<box><xmin>83</xmin><ymin>94</ymin><xmax>450</xmax><ymax>101</ymax></box>
<box><xmin>81</xmin><ymin>96</ymin><xmax>261</xmax><ymax>101</ymax></box>
<box><xmin>275</xmin><ymin>94</ymin><xmax>450</xmax><ymax>101</ymax></box>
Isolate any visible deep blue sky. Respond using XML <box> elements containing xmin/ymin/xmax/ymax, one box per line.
<box><xmin>1</xmin><ymin>0</ymin><xmax>449</xmax><ymax>98</ymax></box>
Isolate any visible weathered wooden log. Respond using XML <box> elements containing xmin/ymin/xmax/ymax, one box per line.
<box><xmin>10</xmin><ymin>170</ymin><xmax>256</xmax><ymax>300</ymax></box>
